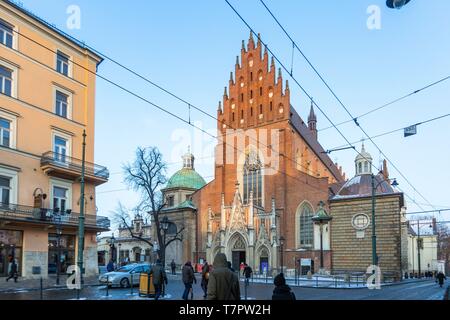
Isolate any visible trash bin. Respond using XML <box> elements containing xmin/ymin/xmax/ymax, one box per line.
<box><xmin>139</xmin><ymin>273</ymin><xmax>155</xmax><ymax>298</ymax></box>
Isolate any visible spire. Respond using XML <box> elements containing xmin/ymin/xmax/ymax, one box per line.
<box><xmin>241</xmin><ymin>40</ymin><xmax>246</xmax><ymax>52</ymax></box>
<box><xmin>308</xmin><ymin>98</ymin><xmax>318</xmax><ymax>140</ymax></box>
<box><xmin>236</xmin><ymin>55</ymin><xmax>240</xmax><ymax>68</ymax></box>
<box><xmin>264</xmin><ymin>45</ymin><xmax>268</xmax><ymax>58</ymax></box>
<box><xmin>257</xmin><ymin>33</ymin><xmax>261</xmax><ymax>48</ymax></box>
<box><xmin>230</xmin><ymin>71</ymin><xmax>234</xmax><ymax>84</ymax></box>
<box><xmin>285</xmin><ymin>80</ymin><xmax>290</xmax><ymax>91</ymax></box>
<box><xmin>218</xmin><ymin>101</ymin><xmax>222</xmax><ymax>113</ymax></box>
<box><xmin>277</xmin><ymin>67</ymin><xmax>282</xmax><ymax>85</ymax></box>
<box><xmin>248</xmin><ymin>31</ymin><xmax>255</xmax><ymax>50</ymax></box>
<box><xmin>224</xmin><ymin>86</ymin><xmax>228</xmax><ymax>99</ymax></box>
<box><xmin>270</xmin><ymin>56</ymin><xmax>275</xmax><ymax>69</ymax></box>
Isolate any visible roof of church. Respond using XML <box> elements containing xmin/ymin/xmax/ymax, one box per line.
<box><xmin>331</xmin><ymin>173</ymin><xmax>399</xmax><ymax>201</ymax></box>
<box><xmin>289</xmin><ymin>107</ymin><xmax>345</xmax><ymax>182</ymax></box>
<box><xmin>166</xmin><ymin>168</ymin><xmax>206</xmax><ymax>190</ymax></box>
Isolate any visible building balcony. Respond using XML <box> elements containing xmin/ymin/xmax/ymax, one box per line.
<box><xmin>0</xmin><ymin>203</ymin><xmax>110</xmax><ymax>231</ymax></box>
<box><xmin>40</xmin><ymin>151</ymin><xmax>109</xmax><ymax>185</ymax></box>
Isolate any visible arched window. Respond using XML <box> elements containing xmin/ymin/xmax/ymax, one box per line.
<box><xmin>358</xmin><ymin>162</ymin><xmax>362</xmax><ymax>174</ymax></box>
<box><xmin>300</xmin><ymin>204</ymin><xmax>314</xmax><ymax>247</ymax></box>
<box><xmin>364</xmin><ymin>161</ymin><xmax>369</xmax><ymax>173</ymax></box>
<box><xmin>243</xmin><ymin>151</ymin><xmax>262</xmax><ymax>206</ymax></box>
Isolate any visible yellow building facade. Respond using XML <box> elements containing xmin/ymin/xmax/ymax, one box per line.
<box><xmin>0</xmin><ymin>1</ymin><xmax>109</xmax><ymax>279</ymax></box>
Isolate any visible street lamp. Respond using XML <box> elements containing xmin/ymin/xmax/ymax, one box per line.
<box><xmin>312</xmin><ymin>201</ymin><xmax>332</xmax><ymax>274</ymax></box>
<box><xmin>160</xmin><ymin>216</ymin><xmax>170</xmax><ymax>297</ymax></box>
<box><xmin>371</xmin><ymin>174</ymin><xmax>399</xmax><ymax>267</ymax></box>
<box><xmin>279</xmin><ymin>236</ymin><xmax>285</xmax><ymax>274</ymax></box>
<box><xmin>109</xmin><ymin>235</ymin><xmax>116</xmax><ymax>267</ymax></box>
<box><xmin>386</xmin><ymin>0</ymin><xmax>411</xmax><ymax>9</ymax></box>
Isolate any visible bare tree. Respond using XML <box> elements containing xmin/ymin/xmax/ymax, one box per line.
<box><xmin>122</xmin><ymin>147</ymin><xmax>184</xmax><ymax>267</ymax></box>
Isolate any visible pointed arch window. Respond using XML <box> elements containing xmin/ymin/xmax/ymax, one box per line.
<box><xmin>299</xmin><ymin>204</ymin><xmax>314</xmax><ymax>247</ymax></box>
<box><xmin>243</xmin><ymin>151</ymin><xmax>262</xmax><ymax>207</ymax></box>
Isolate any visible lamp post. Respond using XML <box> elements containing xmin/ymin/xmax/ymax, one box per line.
<box><xmin>312</xmin><ymin>201</ymin><xmax>332</xmax><ymax>274</ymax></box>
<box><xmin>371</xmin><ymin>174</ymin><xmax>399</xmax><ymax>267</ymax></box>
<box><xmin>279</xmin><ymin>236</ymin><xmax>285</xmax><ymax>274</ymax></box>
<box><xmin>415</xmin><ymin>220</ymin><xmax>432</xmax><ymax>279</ymax></box>
<box><xmin>160</xmin><ymin>216</ymin><xmax>170</xmax><ymax>297</ymax></box>
<box><xmin>109</xmin><ymin>235</ymin><xmax>115</xmax><ymax>268</ymax></box>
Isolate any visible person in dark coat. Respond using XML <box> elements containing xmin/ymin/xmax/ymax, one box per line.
<box><xmin>272</xmin><ymin>273</ymin><xmax>296</xmax><ymax>300</ymax></box>
<box><xmin>243</xmin><ymin>263</ymin><xmax>253</xmax><ymax>286</ymax></box>
<box><xmin>436</xmin><ymin>272</ymin><xmax>447</xmax><ymax>288</ymax></box>
<box><xmin>6</xmin><ymin>256</ymin><xmax>18</xmax><ymax>283</ymax></box>
<box><xmin>201</xmin><ymin>261</ymin><xmax>210</xmax><ymax>298</ymax></box>
<box><xmin>207</xmin><ymin>253</ymin><xmax>240</xmax><ymax>300</ymax></box>
<box><xmin>150</xmin><ymin>259</ymin><xmax>167</xmax><ymax>300</ymax></box>
<box><xmin>106</xmin><ymin>259</ymin><xmax>115</xmax><ymax>272</ymax></box>
<box><xmin>170</xmin><ymin>260</ymin><xmax>176</xmax><ymax>275</ymax></box>
<box><xmin>227</xmin><ymin>261</ymin><xmax>235</xmax><ymax>272</ymax></box>
<box><xmin>182</xmin><ymin>261</ymin><xmax>197</xmax><ymax>300</ymax></box>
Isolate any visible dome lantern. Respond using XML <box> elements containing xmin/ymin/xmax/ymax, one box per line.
<box><xmin>355</xmin><ymin>143</ymin><xmax>372</xmax><ymax>176</ymax></box>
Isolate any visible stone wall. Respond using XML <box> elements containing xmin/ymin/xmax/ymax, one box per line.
<box><xmin>330</xmin><ymin>195</ymin><xmax>403</xmax><ymax>280</ymax></box>
<box><xmin>23</xmin><ymin>251</ymin><xmax>48</xmax><ymax>279</ymax></box>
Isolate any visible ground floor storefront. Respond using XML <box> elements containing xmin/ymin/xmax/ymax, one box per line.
<box><xmin>0</xmin><ymin>227</ymin><xmax>98</xmax><ymax>279</ymax></box>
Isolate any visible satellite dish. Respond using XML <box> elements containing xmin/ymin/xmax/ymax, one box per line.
<box><xmin>386</xmin><ymin>0</ymin><xmax>411</xmax><ymax>9</ymax></box>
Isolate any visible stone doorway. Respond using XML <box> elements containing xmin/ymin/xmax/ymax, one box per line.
<box><xmin>232</xmin><ymin>251</ymin><xmax>246</xmax><ymax>271</ymax></box>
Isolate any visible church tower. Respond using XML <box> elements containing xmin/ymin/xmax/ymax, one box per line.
<box><xmin>308</xmin><ymin>100</ymin><xmax>318</xmax><ymax>140</ymax></box>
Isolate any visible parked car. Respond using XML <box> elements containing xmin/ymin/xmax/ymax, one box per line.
<box><xmin>99</xmin><ymin>263</ymin><xmax>151</xmax><ymax>288</ymax></box>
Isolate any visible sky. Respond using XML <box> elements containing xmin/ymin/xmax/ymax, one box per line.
<box><xmin>17</xmin><ymin>0</ymin><xmax>450</xmax><ymax>231</ymax></box>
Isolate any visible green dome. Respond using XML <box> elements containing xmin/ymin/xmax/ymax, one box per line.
<box><xmin>166</xmin><ymin>168</ymin><xmax>206</xmax><ymax>190</ymax></box>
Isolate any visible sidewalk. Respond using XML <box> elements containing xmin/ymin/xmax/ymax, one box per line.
<box><xmin>0</xmin><ymin>275</ymin><xmax>101</xmax><ymax>293</ymax></box>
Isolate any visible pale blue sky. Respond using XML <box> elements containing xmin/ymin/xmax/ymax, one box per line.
<box><xmin>19</xmin><ymin>0</ymin><xmax>450</xmax><ymax>228</ymax></box>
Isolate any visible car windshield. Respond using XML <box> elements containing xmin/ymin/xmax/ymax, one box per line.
<box><xmin>116</xmin><ymin>265</ymin><xmax>135</xmax><ymax>273</ymax></box>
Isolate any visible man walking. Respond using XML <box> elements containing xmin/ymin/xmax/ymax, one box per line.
<box><xmin>5</xmin><ymin>256</ymin><xmax>18</xmax><ymax>283</ymax></box>
<box><xmin>243</xmin><ymin>263</ymin><xmax>253</xmax><ymax>286</ymax></box>
<box><xmin>151</xmin><ymin>259</ymin><xmax>167</xmax><ymax>300</ymax></box>
<box><xmin>207</xmin><ymin>253</ymin><xmax>240</xmax><ymax>300</ymax></box>
<box><xmin>436</xmin><ymin>271</ymin><xmax>446</xmax><ymax>288</ymax></box>
<box><xmin>182</xmin><ymin>261</ymin><xmax>196</xmax><ymax>300</ymax></box>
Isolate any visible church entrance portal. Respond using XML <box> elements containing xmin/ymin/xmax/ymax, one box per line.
<box><xmin>232</xmin><ymin>251</ymin><xmax>246</xmax><ymax>271</ymax></box>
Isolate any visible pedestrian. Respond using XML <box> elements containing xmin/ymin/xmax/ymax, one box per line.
<box><xmin>272</xmin><ymin>273</ymin><xmax>296</xmax><ymax>300</ymax></box>
<box><xmin>150</xmin><ymin>259</ymin><xmax>167</xmax><ymax>300</ymax></box>
<box><xmin>227</xmin><ymin>261</ymin><xmax>235</xmax><ymax>272</ymax></box>
<box><xmin>182</xmin><ymin>261</ymin><xmax>197</xmax><ymax>300</ymax></box>
<box><xmin>171</xmin><ymin>259</ymin><xmax>177</xmax><ymax>275</ymax></box>
<box><xmin>243</xmin><ymin>263</ymin><xmax>253</xmax><ymax>286</ymax></box>
<box><xmin>201</xmin><ymin>261</ymin><xmax>210</xmax><ymax>299</ymax></box>
<box><xmin>6</xmin><ymin>256</ymin><xmax>18</xmax><ymax>283</ymax></box>
<box><xmin>436</xmin><ymin>271</ymin><xmax>446</xmax><ymax>288</ymax></box>
<box><xmin>207</xmin><ymin>253</ymin><xmax>240</xmax><ymax>300</ymax></box>
<box><xmin>106</xmin><ymin>259</ymin><xmax>115</xmax><ymax>272</ymax></box>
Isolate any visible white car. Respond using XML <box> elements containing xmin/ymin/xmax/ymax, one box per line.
<box><xmin>99</xmin><ymin>263</ymin><xmax>151</xmax><ymax>288</ymax></box>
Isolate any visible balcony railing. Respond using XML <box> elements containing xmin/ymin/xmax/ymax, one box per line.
<box><xmin>40</xmin><ymin>151</ymin><xmax>110</xmax><ymax>180</ymax></box>
<box><xmin>0</xmin><ymin>202</ymin><xmax>110</xmax><ymax>230</ymax></box>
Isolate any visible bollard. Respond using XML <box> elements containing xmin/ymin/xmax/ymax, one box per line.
<box><xmin>40</xmin><ymin>277</ymin><xmax>43</xmax><ymax>300</ymax></box>
<box><xmin>106</xmin><ymin>275</ymin><xmax>109</xmax><ymax>297</ymax></box>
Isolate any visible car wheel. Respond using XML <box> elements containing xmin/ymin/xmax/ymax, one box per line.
<box><xmin>120</xmin><ymin>278</ymin><xmax>130</xmax><ymax>288</ymax></box>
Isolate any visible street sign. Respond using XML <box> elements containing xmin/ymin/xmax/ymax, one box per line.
<box><xmin>404</xmin><ymin>125</ymin><xmax>417</xmax><ymax>137</ymax></box>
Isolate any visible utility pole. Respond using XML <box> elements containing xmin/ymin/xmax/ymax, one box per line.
<box><xmin>417</xmin><ymin>220</ymin><xmax>421</xmax><ymax>278</ymax></box>
<box><xmin>371</xmin><ymin>174</ymin><xmax>377</xmax><ymax>266</ymax></box>
<box><xmin>77</xmin><ymin>130</ymin><xmax>86</xmax><ymax>284</ymax></box>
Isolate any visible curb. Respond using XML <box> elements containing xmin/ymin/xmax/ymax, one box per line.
<box><xmin>0</xmin><ymin>283</ymin><xmax>103</xmax><ymax>294</ymax></box>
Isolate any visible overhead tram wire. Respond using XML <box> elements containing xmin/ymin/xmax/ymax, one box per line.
<box><xmin>253</xmin><ymin>0</ymin><xmax>435</xmax><ymax>211</ymax></box>
<box><xmin>7</xmin><ymin>16</ymin><xmax>427</xmax><ymax>211</ymax></box>
<box><xmin>224</xmin><ymin>0</ymin><xmax>428</xmax><ymax>212</ymax></box>
<box><xmin>7</xmin><ymin>28</ymin><xmax>353</xmax><ymax>195</ymax></box>
<box><xmin>258</xmin><ymin>0</ymin><xmax>450</xmax><ymax>132</ymax></box>
<box><xmin>5</xmin><ymin>30</ymin><xmax>353</xmax><ymax>199</ymax></box>
<box><xmin>326</xmin><ymin>113</ymin><xmax>450</xmax><ymax>153</ymax></box>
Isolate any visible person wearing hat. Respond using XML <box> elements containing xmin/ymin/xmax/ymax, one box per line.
<box><xmin>272</xmin><ymin>273</ymin><xmax>296</xmax><ymax>300</ymax></box>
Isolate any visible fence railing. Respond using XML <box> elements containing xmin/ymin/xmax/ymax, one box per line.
<box><xmin>0</xmin><ymin>202</ymin><xmax>110</xmax><ymax>229</ymax></box>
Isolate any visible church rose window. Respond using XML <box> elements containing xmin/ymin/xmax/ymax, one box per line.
<box><xmin>243</xmin><ymin>151</ymin><xmax>263</xmax><ymax>207</ymax></box>
<box><xmin>300</xmin><ymin>204</ymin><xmax>314</xmax><ymax>247</ymax></box>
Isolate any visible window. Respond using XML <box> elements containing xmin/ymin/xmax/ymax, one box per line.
<box><xmin>0</xmin><ymin>117</ymin><xmax>10</xmax><ymax>147</ymax></box>
<box><xmin>185</xmin><ymin>194</ymin><xmax>191</xmax><ymax>201</ymax></box>
<box><xmin>250</xmin><ymin>107</ymin><xmax>253</xmax><ymax>117</ymax></box>
<box><xmin>56</xmin><ymin>51</ymin><xmax>69</xmax><ymax>76</ymax></box>
<box><xmin>167</xmin><ymin>195</ymin><xmax>174</xmax><ymax>207</ymax></box>
<box><xmin>300</xmin><ymin>205</ymin><xmax>313</xmax><ymax>246</ymax></box>
<box><xmin>250</xmin><ymin>90</ymin><xmax>253</xmax><ymax>99</ymax></box>
<box><xmin>53</xmin><ymin>186</ymin><xmax>67</xmax><ymax>213</ymax></box>
<box><xmin>0</xmin><ymin>21</ymin><xmax>13</xmax><ymax>48</ymax></box>
<box><xmin>0</xmin><ymin>176</ymin><xmax>10</xmax><ymax>204</ymax></box>
<box><xmin>250</xmin><ymin>72</ymin><xmax>253</xmax><ymax>81</ymax></box>
<box><xmin>243</xmin><ymin>151</ymin><xmax>262</xmax><ymax>206</ymax></box>
<box><xmin>241</xmin><ymin>93</ymin><xmax>244</xmax><ymax>102</ymax></box>
<box><xmin>54</xmin><ymin>136</ymin><xmax>68</xmax><ymax>163</ymax></box>
<box><xmin>259</xmin><ymin>87</ymin><xmax>262</xmax><ymax>96</ymax></box>
<box><xmin>241</xmin><ymin>110</ymin><xmax>244</xmax><ymax>119</ymax></box>
<box><xmin>0</xmin><ymin>65</ymin><xmax>12</xmax><ymax>96</ymax></box>
<box><xmin>270</xmin><ymin>102</ymin><xmax>273</xmax><ymax>111</ymax></box>
<box><xmin>259</xmin><ymin>104</ymin><xmax>263</xmax><ymax>114</ymax></box>
<box><xmin>55</xmin><ymin>91</ymin><xmax>68</xmax><ymax>118</ymax></box>
<box><xmin>232</xmin><ymin>112</ymin><xmax>235</xmax><ymax>122</ymax></box>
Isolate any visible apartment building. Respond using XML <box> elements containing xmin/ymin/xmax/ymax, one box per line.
<box><xmin>0</xmin><ymin>0</ymin><xmax>109</xmax><ymax>279</ymax></box>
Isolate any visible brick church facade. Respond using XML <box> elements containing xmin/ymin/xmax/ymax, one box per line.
<box><xmin>183</xmin><ymin>33</ymin><xmax>346</xmax><ymax>274</ymax></box>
